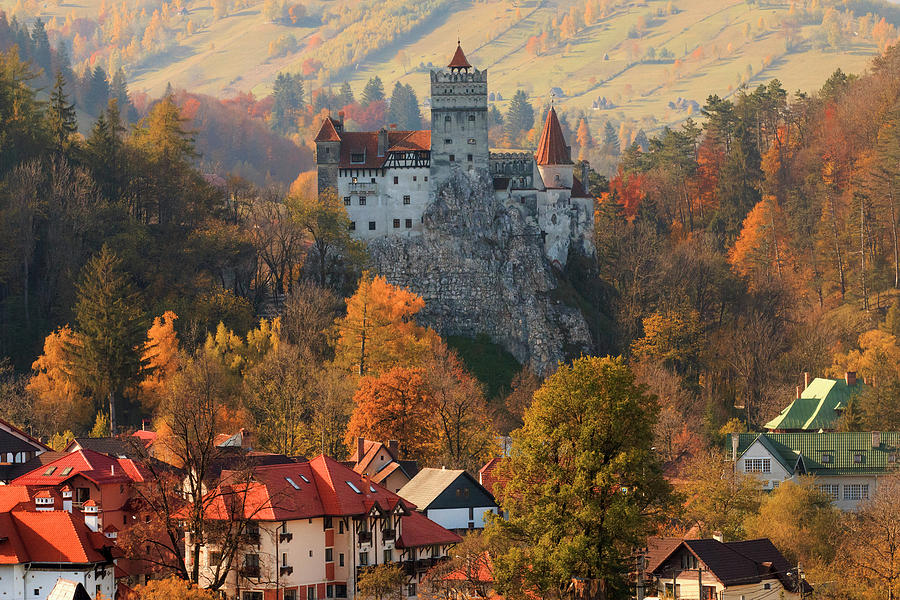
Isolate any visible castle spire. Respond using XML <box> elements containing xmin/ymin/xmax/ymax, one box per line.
<box><xmin>448</xmin><ymin>42</ymin><xmax>471</xmax><ymax>71</ymax></box>
<box><xmin>536</xmin><ymin>106</ymin><xmax>572</xmax><ymax>165</ymax></box>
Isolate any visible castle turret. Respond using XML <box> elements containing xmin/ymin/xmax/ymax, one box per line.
<box><xmin>315</xmin><ymin>114</ymin><xmax>343</xmax><ymax>196</ymax></box>
<box><xmin>430</xmin><ymin>43</ymin><xmax>489</xmax><ymax>184</ymax></box>
<box><xmin>535</xmin><ymin>106</ymin><xmax>573</xmax><ymax>190</ymax></box>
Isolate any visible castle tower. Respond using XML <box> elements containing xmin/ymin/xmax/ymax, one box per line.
<box><xmin>315</xmin><ymin>113</ymin><xmax>343</xmax><ymax>196</ymax></box>
<box><xmin>535</xmin><ymin>106</ymin><xmax>573</xmax><ymax>190</ymax></box>
<box><xmin>430</xmin><ymin>43</ymin><xmax>489</xmax><ymax>185</ymax></box>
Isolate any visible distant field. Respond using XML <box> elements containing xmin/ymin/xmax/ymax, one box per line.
<box><xmin>6</xmin><ymin>0</ymin><xmax>885</xmax><ymax>137</ymax></box>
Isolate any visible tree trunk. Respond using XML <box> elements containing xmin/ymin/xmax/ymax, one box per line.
<box><xmin>827</xmin><ymin>190</ymin><xmax>846</xmax><ymax>298</ymax></box>
<box><xmin>861</xmin><ymin>195</ymin><xmax>869</xmax><ymax>311</ymax></box>
<box><xmin>108</xmin><ymin>390</ymin><xmax>117</xmax><ymax>435</ymax></box>
<box><xmin>890</xmin><ymin>189</ymin><xmax>899</xmax><ymax>288</ymax></box>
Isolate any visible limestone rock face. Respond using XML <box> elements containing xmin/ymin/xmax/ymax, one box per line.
<box><xmin>367</xmin><ymin>169</ymin><xmax>593</xmax><ymax>374</ymax></box>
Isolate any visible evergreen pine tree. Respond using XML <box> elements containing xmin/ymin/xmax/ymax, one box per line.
<box><xmin>634</xmin><ymin>128</ymin><xmax>650</xmax><ymax>151</ymax></box>
<box><xmin>505</xmin><ymin>89</ymin><xmax>534</xmax><ymax>142</ymax></box>
<box><xmin>338</xmin><ymin>81</ymin><xmax>354</xmax><ymax>106</ymax></box>
<box><xmin>489</xmin><ymin>104</ymin><xmax>504</xmax><ymax>127</ymax></box>
<box><xmin>387</xmin><ymin>82</ymin><xmax>407</xmax><ymax>128</ymax></box>
<box><xmin>603</xmin><ymin>121</ymin><xmax>620</xmax><ymax>155</ymax></box>
<box><xmin>86</xmin><ymin>99</ymin><xmax>127</xmax><ymax>201</ymax></box>
<box><xmin>30</xmin><ymin>18</ymin><xmax>51</xmax><ymax>77</ymax></box>
<box><xmin>87</xmin><ymin>65</ymin><xmax>110</xmax><ymax>116</ymax></box>
<box><xmin>47</xmin><ymin>69</ymin><xmax>78</xmax><ymax>155</ymax></box>
<box><xmin>110</xmin><ymin>68</ymin><xmax>137</xmax><ymax>122</ymax></box>
<box><xmin>272</xmin><ymin>72</ymin><xmax>304</xmax><ymax>134</ymax></box>
<box><xmin>361</xmin><ymin>76</ymin><xmax>385</xmax><ymax>106</ymax></box>
<box><xmin>67</xmin><ymin>246</ymin><xmax>148</xmax><ymax>435</ymax></box>
<box><xmin>402</xmin><ymin>83</ymin><xmax>421</xmax><ymax>129</ymax></box>
<box><xmin>52</xmin><ymin>41</ymin><xmax>75</xmax><ymax>88</ymax></box>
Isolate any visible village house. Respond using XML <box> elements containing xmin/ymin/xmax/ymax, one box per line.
<box><xmin>730</xmin><ymin>430</ymin><xmax>900</xmax><ymax>510</ymax></box>
<box><xmin>0</xmin><ymin>417</ymin><xmax>50</xmax><ymax>484</ymax></box>
<box><xmin>192</xmin><ymin>455</ymin><xmax>461</xmax><ymax>600</ymax></box>
<box><xmin>0</xmin><ymin>486</ymin><xmax>120</xmax><ymax>600</ymax></box>
<box><xmin>345</xmin><ymin>438</ymin><xmax>419</xmax><ymax>494</ymax></box>
<box><xmin>398</xmin><ymin>468</ymin><xmax>498</xmax><ymax>532</ymax></box>
<box><xmin>639</xmin><ymin>537</ymin><xmax>810</xmax><ymax>600</ymax></box>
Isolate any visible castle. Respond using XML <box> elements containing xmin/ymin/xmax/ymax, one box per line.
<box><xmin>314</xmin><ymin>44</ymin><xmax>595</xmax><ymax>266</ymax></box>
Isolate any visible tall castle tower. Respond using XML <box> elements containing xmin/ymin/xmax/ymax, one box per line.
<box><xmin>429</xmin><ymin>44</ymin><xmax>489</xmax><ymax>185</ymax></box>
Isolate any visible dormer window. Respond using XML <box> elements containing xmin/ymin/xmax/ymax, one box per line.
<box><xmin>350</xmin><ymin>152</ymin><xmax>365</xmax><ymax>164</ymax></box>
<box><xmin>43</xmin><ymin>466</ymin><xmax>56</xmax><ymax>476</ymax></box>
<box><xmin>854</xmin><ymin>453</ymin><xmax>865</xmax><ymax>464</ymax></box>
<box><xmin>61</xmin><ymin>466</ymin><xmax>73</xmax><ymax>476</ymax></box>
<box><xmin>821</xmin><ymin>454</ymin><xmax>833</xmax><ymax>464</ymax></box>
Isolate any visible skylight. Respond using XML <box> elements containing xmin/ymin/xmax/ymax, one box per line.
<box><xmin>286</xmin><ymin>477</ymin><xmax>300</xmax><ymax>490</ymax></box>
<box><xmin>369</xmin><ymin>485</ymin><xmax>376</xmax><ymax>493</ymax></box>
<box><xmin>43</xmin><ymin>466</ymin><xmax>56</xmax><ymax>476</ymax></box>
<box><xmin>61</xmin><ymin>467</ymin><xmax>73</xmax><ymax>476</ymax></box>
<box><xmin>299</xmin><ymin>474</ymin><xmax>310</xmax><ymax>484</ymax></box>
<box><xmin>346</xmin><ymin>481</ymin><xmax>362</xmax><ymax>494</ymax></box>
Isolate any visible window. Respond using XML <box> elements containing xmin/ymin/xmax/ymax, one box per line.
<box><xmin>393</xmin><ymin>176</ymin><xmax>399</xmax><ymax>184</ymax></box>
<box><xmin>818</xmin><ymin>484</ymin><xmax>840</xmax><ymax>500</ymax></box>
<box><xmin>413</xmin><ymin>176</ymin><xmax>417</xmax><ymax>182</ymax></box>
<box><xmin>326</xmin><ymin>548</ymin><xmax>333</xmax><ymax>562</ymax></box>
<box><xmin>349</xmin><ymin>221</ymin><xmax>356</xmax><ymax>231</ymax></box>
<box><xmin>403</xmin><ymin>195</ymin><xmax>411</xmax><ymax>205</ymax></box>
<box><xmin>701</xmin><ymin>586</ymin><xmax>716</xmax><ymax>599</ymax></box>
<box><xmin>424</xmin><ymin>176</ymin><xmax>428</xmax><ymax>182</ymax></box>
<box><xmin>664</xmin><ymin>584</ymin><xmax>681</xmax><ymax>597</ymax></box>
<box><xmin>359</xmin><ymin>196</ymin><xmax>366</xmax><ymax>206</ymax></box>
<box><xmin>339</xmin><ymin>553</ymin><xmax>345</xmax><ymax>567</ymax></box>
<box><xmin>243</xmin><ymin>593</ymin><xmax>263</xmax><ymax>600</ymax></box>
<box><xmin>763</xmin><ymin>583</ymin><xmax>771</xmax><ymax>590</ymax></box>
<box><xmin>339</xmin><ymin>521</ymin><xmax>345</xmax><ymax>534</ymax></box>
<box><xmin>405</xmin><ymin>219</ymin><xmax>412</xmax><ymax>229</ymax></box>
<box><xmin>854</xmin><ymin>453</ymin><xmax>865</xmax><ymax>463</ymax></box>
<box><xmin>309</xmin><ymin>550</ymin><xmax>313</xmax><ymax>557</ymax></box>
<box><xmin>359</xmin><ymin>551</ymin><xmax>369</xmax><ymax>566</ymax></box>
<box><xmin>407</xmin><ymin>584</ymin><xmax>417</xmax><ymax>597</ymax></box>
<box><xmin>343</xmin><ymin>196</ymin><xmax>351</xmax><ymax>206</ymax></box>
<box><xmin>244</xmin><ymin>554</ymin><xmax>259</xmax><ymax>568</ymax></box>
<box><xmin>444</xmin><ymin>138</ymin><xmax>452</xmax><ymax>144</ymax></box>
<box><xmin>821</xmin><ymin>454</ymin><xmax>833</xmax><ymax>464</ymax></box>
<box><xmin>335</xmin><ymin>585</ymin><xmax>348</xmax><ymax>599</ymax></box>
<box><xmin>844</xmin><ymin>484</ymin><xmax>869</xmax><ymax>501</ymax></box>
<box><xmin>370</xmin><ymin>178</ymin><xmax>376</xmax><ymax>183</ymax></box>
<box><xmin>368</xmin><ymin>221</ymin><xmax>376</xmax><ymax>231</ymax></box>
<box><xmin>393</xmin><ymin>219</ymin><xmax>400</xmax><ymax>229</ymax></box>
<box><xmin>286</xmin><ymin>477</ymin><xmax>300</xmax><ymax>490</ymax></box>
<box><xmin>444</xmin><ymin>116</ymin><xmax>451</xmax><ymax>123</ymax></box>
<box><xmin>326</xmin><ymin>586</ymin><xmax>334</xmax><ymax>599</ymax></box>
<box><xmin>384</xmin><ymin>549</ymin><xmax>393</xmax><ymax>563</ymax></box>
<box><xmin>300</xmin><ymin>474</ymin><xmax>310</xmax><ymax>483</ymax></box>
<box><xmin>468</xmin><ymin>115</ymin><xmax>476</xmax><ymax>121</ymax></box>
<box><xmin>43</xmin><ymin>466</ymin><xmax>56</xmax><ymax>476</ymax></box>
<box><xmin>61</xmin><ymin>466</ymin><xmax>73</xmax><ymax>476</ymax></box>
<box><xmin>282</xmin><ymin>553</ymin><xmax>288</xmax><ymax>567</ymax></box>
<box><xmin>680</xmin><ymin>553</ymin><xmax>698</xmax><ymax>570</ymax></box>
<box><xmin>285</xmin><ymin>591</ymin><xmax>297</xmax><ymax>600</ymax></box>
<box><xmin>744</xmin><ymin>458</ymin><xmax>771</xmax><ymax>473</ymax></box>
<box><xmin>308</xmin><ymin>587</ymin><xmax>316</xmax><ymax>600</ymax></box>
<box><xmin>34</xmin><ymin>590</ymin><xmax>39</xmax><ymax>596</ymax></box>
<box><xmin>449</xmin><ymin>154</ymin><xmax>455</xmax><ymax>162</ymax></box>
<box><xmin>350</xmin><ymin>153</ymin><xmax>365</xmax><ymax>164</ymax></box>
<box><xmin>468</xmin><ymin>138</ymin><xmax>476</xmax><ymax>144</ymax></box>
<box><xmin>467</xmin><ymin>154</ymin><xmax>473</xmax><ymax>162</ymax></box>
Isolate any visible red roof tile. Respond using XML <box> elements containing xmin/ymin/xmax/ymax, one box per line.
<box><xmin>478</xmin><ymin>458</ymin><xmax>506</xmax><ymax>497</ymax></box>
<box><xmin>338</xmin><ymin>130</ymin><xmax>430</xmax><ymax>169</ymax></box>
<box><xmin>448</xmin><ymin>44</ymin><xmax>472</xmax><ymax>70</ymax></box>
<box><xmin>396</xmin><ymin>509</ymin><xmax>462</xmax><ymax>549</ymax></box>
<box><xmin>535</xmin><ymin>107</ymin><xmax>572</xmax><ymax>166</ymax></box>
<box><xmin>314</xmin><ymin>117</ymin><xmax>342</xmax><ymax>142</ymax></box>
<box><xmin>0</xmin><ymin>509</ymin><xmax>116</xmax><ymax>564</ymax></box>
<box><xmin>11</xmin><ymin>449</ymin><xmax>148</xmax><ymax>487</ymax></box>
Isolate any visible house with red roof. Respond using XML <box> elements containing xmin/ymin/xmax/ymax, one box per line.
<box><xmin>0</xmin><ymin>417</ymin><xmax>50</xmax><ymax>483</ymax></box>
<box><xmin>192</xmin><ymin>455</ymin><xmax>461</xmax><ymax>600</ymax></box>
<box><xmin>314</xmin><ymin>44</ymin><xmax>595</xmax><ymax>268</ymax></box>
<box><xmin>346</xmin><ymin>438</ymin><xmax>419</xmax><ymax>494</ymax></box>
<box><xmin>0</xmin><ymin>486</ymin><xmax>120</xmax><ymax>600</ymax></box>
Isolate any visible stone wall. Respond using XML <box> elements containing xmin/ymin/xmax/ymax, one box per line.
<box><xmin>367</xmin><ymin>168</ymin><xmax>593</xmax><ymax>374</ymax></box>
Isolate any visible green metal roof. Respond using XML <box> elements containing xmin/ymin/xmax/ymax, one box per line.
<box><xmin>764</xmin><ymin>378</ymin><xmax>867</xmax><ymax>431</ymax></box>
<box><xmin>734</xmin><ymin>432</ymin><xmax>900</xmax><ymax>476</ymax></box>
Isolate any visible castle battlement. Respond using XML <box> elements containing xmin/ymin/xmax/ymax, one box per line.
<box><xmin>313</xmin><ymin>43</ymin><xmax>595</xmax><ymax>266</ymax></box>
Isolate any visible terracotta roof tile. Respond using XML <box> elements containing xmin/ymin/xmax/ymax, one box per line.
<box><xmin>0</xmin><ymin>510</ymin><xmax>116</xmax><ymax>564</ymax></box>
<box><xmin>448</xmin><ymin>44</ymin><xmax>472</xmax><ymax>70</ymax></box>
<box><xmin>11</xmin><ymin>449</ymin><xmax>148</xmax><ymax>487</ymax></box>
<box><xmin>535</xmin><ymin>107</ymin><xmax>572</xmax><ymax>166</ymax></box>
<box><xmin>314</xmin><ymin>117</ymin><xmax>342</xmax><ymax>142</ymax></box>
<box><xmin>396</xmin><ymin>509</ymin><xmax>462</xmax><ymax>548</ymax></box>
<box><xmin>339</xmin><ymin>130</ymin><xmax>430</xmax><ymax>169</ymax></box>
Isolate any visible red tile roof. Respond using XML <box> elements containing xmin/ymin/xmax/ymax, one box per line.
<box><xmin>448</xmin><ymin>44</ymin><xmax>472</xmax><ymax>70</ymax></box>
<box><xmin>0</xmin><ymin>509</ymin><xmax>117</xmax><ymax>564</ymax></box>
<box><xmin>11</xmin><ymin>449</ymin><xmax>148</xmax><ymax>487</ymax></box>
<box><xmin>396</xmin><ymin>509</ymin><xmax>462</xmax><ymax>548</ymax></box>
<box><xmin>314</xmin><ymin>117</ymin><xmax>342</xmax><ymax>142</ymax></box>
<box><xmin>535</xmin><ymin>107</ymin><xmax>572</xmax><ymax>166</ymax></box>
<box><xmin>131</xmin><ymin>430</ymin><xmax>157</xmax><ymax>447</ymax></box>
<box><xmin>338</xmin><ymin>130</ymin><xmax>431</xmax><ymax>169</ymax></box>
<box><xmin>478</xmin><ymin>458</ymin><xmax>506</xmax><ymax>497</ymax></box>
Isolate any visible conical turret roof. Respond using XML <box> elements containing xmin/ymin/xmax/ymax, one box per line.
<box><xmin>448</xmin><ymin>43</ymin><xmax>472</xmax><ymax>70</ymax></box>
<box><xmin>535</xmin><ymin>106</ymin><xmax>572</xmax><ymax>165</ymax></box>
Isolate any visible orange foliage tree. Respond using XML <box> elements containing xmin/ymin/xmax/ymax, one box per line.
<box><xmin>27</xmin><ymin>326</ymin><xmax>94</xmax><ymax>434</ymax></box>
<box><xmin>139</xmin><ymin>311</ymin><xmax>180</xmax><ymax>414</ymax></box>
<box><xmin>344</xmin><ymin>366</ymin><xmax>436</xmax><ymax>461</ymax></box>
<box><xmin>334</xmin><ymin>273</ymin><xmax>438</xmax><ymax>375</ymax></box>
<box><xmin>728</xmin><ymin>195</ymin><xmax>787</xmax><ymax>287</ymax></box>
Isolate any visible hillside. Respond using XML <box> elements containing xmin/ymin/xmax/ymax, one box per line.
<box><xmin>7</xmin><ymin>0</ymin><xmax>897</xmax><ymax>142</ymax></box>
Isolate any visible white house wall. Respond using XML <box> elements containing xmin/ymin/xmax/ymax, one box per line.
<box><xmin>424</xmin><ymin>506</ymin><xmax>495</xmax><ymax>531</ymax></box>
<box><xmin>0</xmin><ymin>564</ymin><xmax>115</xmax><ymax>600</ymax></box>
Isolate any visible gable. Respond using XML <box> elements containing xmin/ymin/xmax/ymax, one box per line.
<box><xmin>427</xmin><ymin>472</ymin><xmax>497</xmax><ymax>510</ymax></box>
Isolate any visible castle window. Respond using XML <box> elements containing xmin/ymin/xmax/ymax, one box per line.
<box><xmin>343</xmin><ymin>197</ymin><xmax>351</xmax><ymax>206</ymax></box>
<box><xmin>467</xmin><ymin>154</ymin><xmax>473</xmax><ymax>162</ymax></box>
<box><xmin>449</xmin><ymin>155</ymin><xmax>455</xmax><ymax>162</ymax></box>
<box><xmin>424</xmin><ymin>176</ymin><xmax>428</xmax><ymax>182</ymax></box>
<box><xmin>444</xmin><ymin>139</ymin><xmax>452</xmax><ymax>144</ymax></box>
<box><xmin>405</xmin><ymin>219</ymin><xmax>412</xmax><ymax>229</ymax></box>
<box><xmin>468</xmin><ymin>138</ymin><xmax>476</xmax><ymax>144</ymax></box>
<box><xmin>393</xmin><ymin>176</ymin><xmax>399</xmax><ymax>185</ymax></box>
<box><xmin>403</xmin><ymin>195</ymin><xmax>411</xmax><ymax>205</ymax></box>
<box><xmin>393</xmin><ymin>219</ymin><xmax>400</xmax><ymax>229</ymax></box>
<box><xmin>359</xmin><ymin>196</ymin><xmax>366</xmax><ymax>206</ymax></box>
<box><xmin>350</xmin><ymin>152</ymin><xmax>365</xmax><ymax>164</ymax></box>
<box><xmin>368</xmin><ymin>221</ymin><xmax>376</xmax><ymax>231</ymax></box>
<box><xmin>349</xmin><ymin>221</ymin><xmax>356</xmax><ymax>231</ymax></box>
<box><xmin>413</xmin><ymin>176</ymin><xmax>417</xmax><ymax>182</ymax></box>
<box><xmin>371</xmin><ymin>178</ymin><xmax>376</xmax><ymax>183</ymax></box>
<box><xmin>468</xmin><ymin>115</ymin><xmax>476</xmax><ymax>121</ymax></box>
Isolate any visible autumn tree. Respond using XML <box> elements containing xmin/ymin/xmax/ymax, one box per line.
<box><xmin>27</xmin><ymin>326</ymin><xmax>94</xmax><ymax>434</ymax></box>
<box><xmin>289</xmin><ymin>187</ymin><xmax>360</xmax><ymax>288</ymax></box>
<box><xmin>345</xmin><ymin>366</ymin><xmax>436</xmax><ymax>461</ymax></box>
<box><xmin>334</xmin><ymin>273</ymin><xmax>437</xmax><ymax>375</ymax></box>
<box><xmin>133</xmin><ymin>577</ymin><xmax>219</xmax><ymax>600</ymax></box>
<box><xmin>67</xmin><ymin>246</ymin><xmax>149</xmax><ymax>434</ymax></box>
<box><xmin>490</xmin><ymin>356</ymin><xmax>673</xmax><ymax>600</ymax></box>
<box><xmin>682</xmin><ymin>449</ymin><xmax>762</xmax><ymax>539</ymax></box>
<box><xmin>841</xmin><ymin>475</ymin><xmax>900</xmax><ymax>600</ymax></box>
<box><xmin>281</xmin><ymin>280</ymin><xmax>341</xmax><ymax>360</ymax></box>
<box><xmin>357</xmin><ymin>564</ymin><xmax>405</xmax><ymax>600</ymax></box>
<box><xmin>139</xmin><ymin>311</ymin><xmax>180</xmax><ymax>414</ymax></box>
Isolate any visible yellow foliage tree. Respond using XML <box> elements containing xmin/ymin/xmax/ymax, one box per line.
<box><xmin>728</xmin><ymin>195</ymin><xmax>787</xmax><ymax>286</ymax></box>
<box><xmin>829</xmin><ymin>329</ymin><xmax>900</xmax><ymax>383</ymax></box>
<box><xmin>334</xmin><ymin>272</ymin><xmax>438</xmax><ymax>375</ymax></box>
<box><xmin>27</xmin><ymin>326</ymin><xmax>94</xmax><ymax>433</ymax></box>
<box><xmin>139</xmin><ymin>311</ymin><xmax>180</xmax><ymax>414</ymax></box>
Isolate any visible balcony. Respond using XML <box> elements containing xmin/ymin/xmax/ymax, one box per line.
<box><xmin>243</xmin><ymin>531</ymin><xmax>260</xmax><ymax>546</ymax></box>
<box><xmin>382</xmin><ymin>528</ymin><xmax>395</xmax><ymax>541</ymax></box>
<box><xmin>415</xmin><ymin>559</ymin><xmax>431</xmax><ymax>572</ymax></box>
<box><xmin>280</xmin><ymin>566</ymin><xmax>293</xmax><ymax>576</ymax></box>
<box><xmin>402</xmin><ymin>561</ymin><xmax>416</xmax><ymax>576</ymax></box>
<box><xmin>358</xmin><ymin>531</ymin><xmax>372</xmax><ymax>544</ymax></box>
<box><xmin>348</xmin><ymin>182</ymin><xmax>378</xmax><ymax>195</ymax></box>
<box><xmin>279</xmin><ymin>532</ymin><xmax>293</xmax><ymax>543</ymax></box>
<box><xmin>240</xmin><ymin>566</ymin><xmax>260</xmax><ymax>579</ymax></box>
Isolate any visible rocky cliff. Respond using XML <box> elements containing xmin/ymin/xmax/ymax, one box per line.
<box><xmin>367</xmin><ymin>169</ymin><xmax>593</xmax><ymax>374</ymax></box>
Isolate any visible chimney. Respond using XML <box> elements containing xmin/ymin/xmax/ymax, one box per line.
<box><xmin>83</xmin><ymin>500</ymin><xmax>100</xmax><ymax>532</ymax></box>
<box><xmin>846</xmin><ymin>371</ymin><xmax>857</xmax><ymax>386</ymax></box>
<box><xmin>61</xmin><ymin>486</ymin><xmax>73</xmax><ymax>513</ymax></box>
<box><xmin>110</xmin><ymin>464</ymin><xmax>115</xmax><ymax>476</ymax></box>
<box><xmin>34</xmin><ymin>491</ymin><xmax>54</xmax><ymax>512</ymax></box>
<box><xmin>377</xmin><ymin>128</ymin><xmax>388</xmax><ymax>157</ymax></box>
<box><xmin>389</xmin><ymin>123</ymin><xmax>397</xmax><ymax>130</ymax></box>
<box><xmin>731</xmin><ymin>434</ymin><xmax>739</xmax><ymax>462</ymax></box>
<box><xmin>337</xmin><ymin>110</ymin><xmax>345</xmax><ymax>132</ymax></box>
<box><xmin>357</xmin><ymin>437</ymin><xmax>365</xmax><ymax>463</ymax></box>
<box><xmin>388</xmin><ymin>440</ymin><xmax>398</xmax><ymax>457</ymax></box>
<box><xmin>796</xmin><ymin>386</ymin><xmax>801</xmax><ymax>399</ymax></box>
<box><xmin>581</xmin><ymin>162</ymin><xmax>590</xmax><ymax>190</ymax></box>
<box><xmin>873</xmin><ymin>431</ymin><xmax>882</xmax><ymax>448</ymax></box>
<box><xmin>240</xmin><ymin>428</ymin><xmax>253</xmax><ymax>450</ymax></box>
<box><xmin>804</xmin><ymin>371</ymin><xmax>810</xmax><ymax>389</ymax></box>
